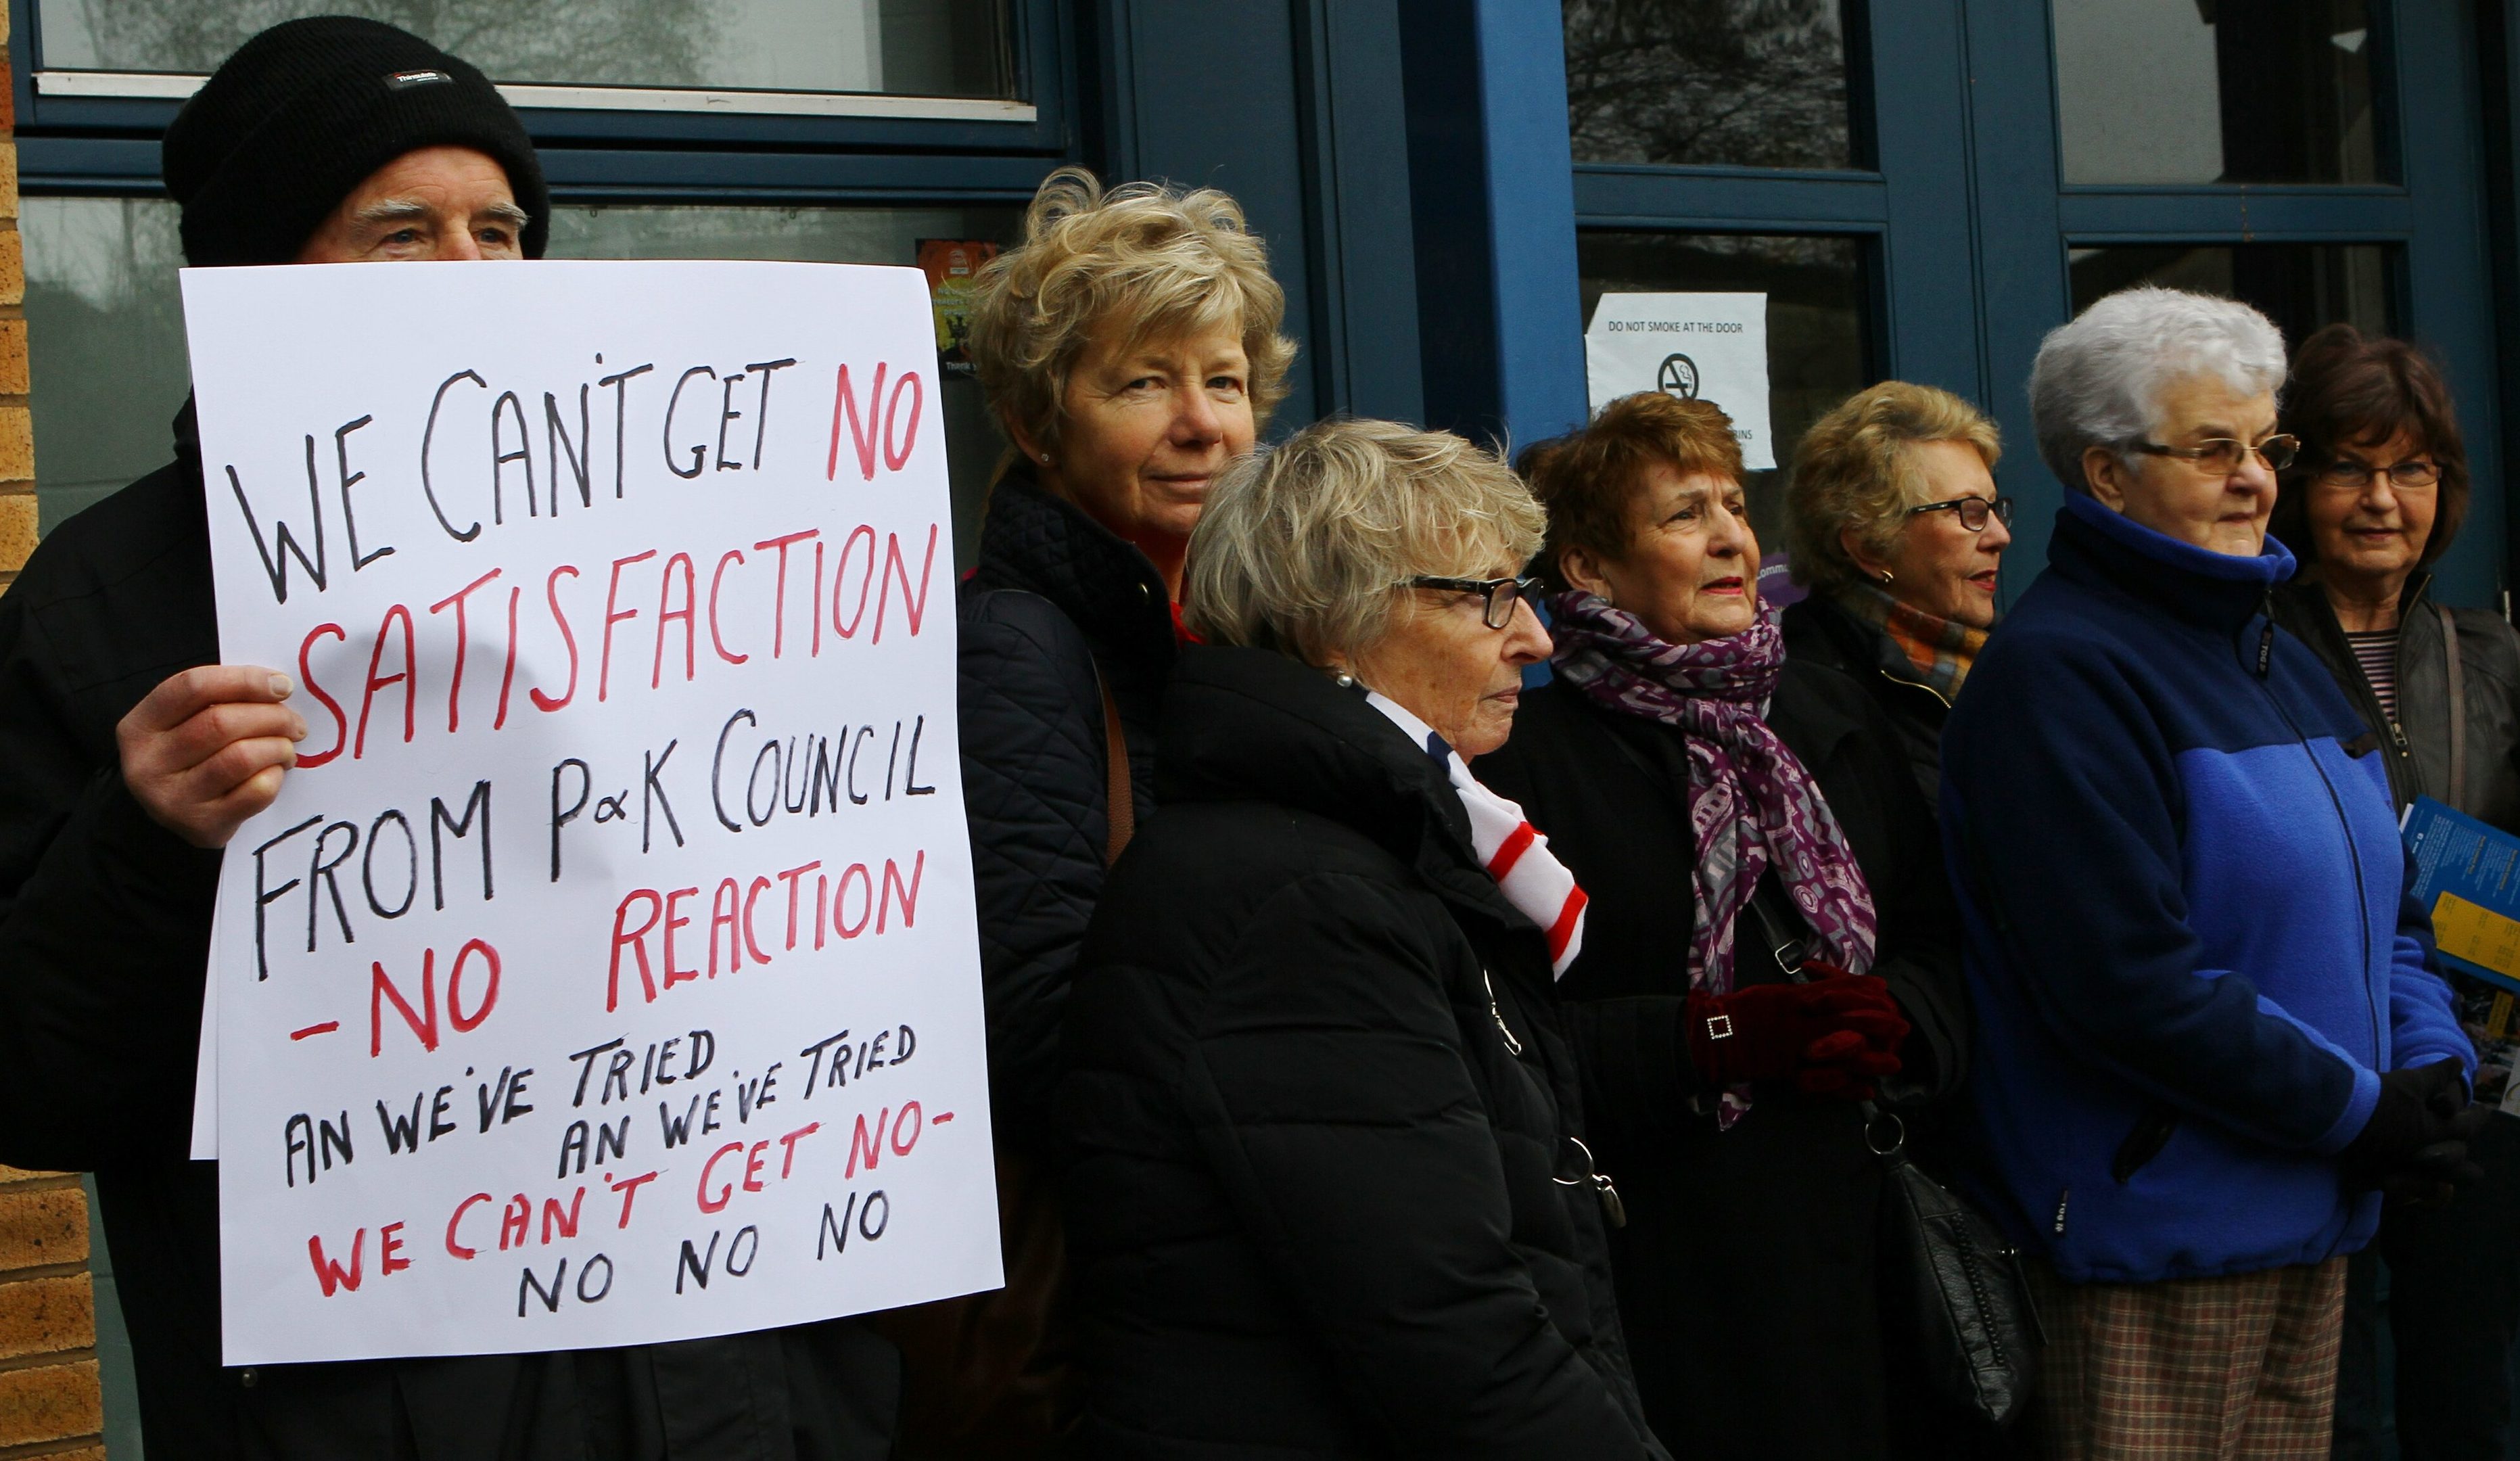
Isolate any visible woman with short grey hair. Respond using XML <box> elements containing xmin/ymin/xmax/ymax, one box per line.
<box><xmin>1940</xmin><ymin>286</ymin><xmax>2476</xmax><ymax>1458</ymax></box>
<box><xmin>1057</xmin><ymin>417</ymin><xmax>1667</xmax><ymax>1459</ymax></box>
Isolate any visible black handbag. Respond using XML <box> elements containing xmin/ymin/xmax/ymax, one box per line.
<box><xmin>1863</xmin><ymin>1100</ymin><xmax>2043</xmax><ymax>1427</ymax></box>
<box><xmin>1740</xmin><ymin>881</ymin><xmax>2042</xmax><ymax>1427</ymax></box>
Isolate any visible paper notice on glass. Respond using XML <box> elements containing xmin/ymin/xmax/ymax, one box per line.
<box><xmin>1583</xmin><ymin>293</ymin><xmax>1774</xmax><ymax>469</ymax></box>
<box><xmin>185</xmin><ymin>258</ymin><xmax>1000</xmax><ymax>1366</ymax></box>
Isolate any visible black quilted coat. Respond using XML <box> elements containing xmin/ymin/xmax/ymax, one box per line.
<box><xmin>1056</xmin><ymin>646</ymin><xmax>1670</xmax><ymax>1460</ymax></box>
<box><xmin>957</xmin><ymin>465</ymin><xmax>1177</xmax><ymax>1153</ymax></box>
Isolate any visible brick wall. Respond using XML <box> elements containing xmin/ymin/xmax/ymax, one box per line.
<box><xmin>0</xmin><ymin>1</ymin><xmax>27</xmax><ymax>593</ymax></box>
<box><xmin>0</xmin><ymin>3</ymin><xmax>104</xmax><ymax>1454</ymax></box>
<box><xmin>0</xmin><ymin>1168</ymin><xmax>103</xmax><ymax>1459</ymax></box>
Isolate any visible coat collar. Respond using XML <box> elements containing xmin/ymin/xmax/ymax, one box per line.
<box><xmin>1157</xmin><ymin>645</ymin><xmax>1522</xmax><ymax>927</ymax></box>
<box><xmin>971</xmin><ymin>461</ymin><xmax>1175</xmax><ymax>668</ymax></box>
<box><xmin>2049</xmin><ymin>490</ymin><xmax>2295</xmax><ymax>631</ymax></box>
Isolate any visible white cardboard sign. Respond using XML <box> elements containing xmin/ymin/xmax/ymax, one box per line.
<box><xmin>1583</xmin><ymin>292</ymin><xmax>1775</xmax><ymax>469</ymax></box>
<box><xmin>185</xmin><ymin>260</ymin><xmax>1000</xmax><ymax>1365</ymax></box>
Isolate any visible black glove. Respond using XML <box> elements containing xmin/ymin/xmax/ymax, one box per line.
<box><xmin>2338</xmin><ymin>1059</ymin><xmax>2479</xmax><ymax>1192</ymax></box>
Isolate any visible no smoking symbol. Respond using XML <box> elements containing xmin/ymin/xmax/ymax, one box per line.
<box><xmin>1656</xmin><ymin>352</ymin><xmax>1700</xmax><ymax>400</ymax></box>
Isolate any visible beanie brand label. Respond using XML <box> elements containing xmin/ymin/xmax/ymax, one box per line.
<box><xmin>385</xmin><ymin>69</ymin><xmax>453</xmax><ymax>90</ymax></box>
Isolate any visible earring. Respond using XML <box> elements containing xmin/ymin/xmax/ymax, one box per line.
<box><xmin>1880</xmin><ymin>570</ymin><xmax>1894</xmax><ymax>584</ymax></box>
<box><xmin>1331</xmin><ymin>670</ymin><xmax>1357</xmax><ymax>689</ymax></box>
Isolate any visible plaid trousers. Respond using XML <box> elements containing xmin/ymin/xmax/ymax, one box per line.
<box><xmin>2026</xmin><ymin>1257</ymin><xmax>2350</xmax><ymax>1460</ymax></box>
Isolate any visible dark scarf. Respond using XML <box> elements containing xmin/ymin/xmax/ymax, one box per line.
<box><xmin>1547</xmin><ymin>590</ymin><xmax>1880</xmax><ymax>995</ymax></box>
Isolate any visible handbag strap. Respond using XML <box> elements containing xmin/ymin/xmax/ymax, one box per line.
<box><xmin>1096</xmin><ymin>666</ymin><xmax>1135</xmax><ymax>866</ymax></box>
<box><xmin>2440</xmin><ymin>603</ymin><xmax>2468</xmax><ymax>812</ymax></box>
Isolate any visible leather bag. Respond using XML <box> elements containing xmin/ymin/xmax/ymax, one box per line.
<box><xmin>1742</xmin><ymin>880</ymin><xmax>2040</xmax><ymax>1427</ymax></box>
<box><xmin>1867</xmin><ymin>1103</ymin><xmax>2043</xmax><ymax>1427</ymax></box>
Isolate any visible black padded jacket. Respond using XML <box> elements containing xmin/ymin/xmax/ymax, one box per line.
<box><xmin>0</xmin><ymin>403</ymin><xmax>900</xmax><ymax>1461</ymax></box>
<box><xmin>956</xmin><ymin>465</ymin><xmax>1175</xmax><ymax>1157</ymax></box>
<box><xmin>2272</xmin><ymin>574</ymin><xmax>2520</xmax><ymax>825</ymax></box>
<box><xmin>1056</xmin><ymin>646</ymin><xmax>1669</xmax><ymax>1460</ymax></box>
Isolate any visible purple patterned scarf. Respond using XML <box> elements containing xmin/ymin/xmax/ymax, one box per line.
<box><xmin>1549</xmin><ymin>589</ymin><xmax>1880</xmax><ymax>999</ymax></box>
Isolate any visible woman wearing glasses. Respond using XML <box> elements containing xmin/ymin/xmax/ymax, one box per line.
<box><xmin>1780</xmin><ymin>382</ymin><xmax>2012</xmax><ymax>807</ymax></box>
<box><xmin>1473</xmin><ymin>391</ymin><xmax>1968</xmax><ymax>1460</ymax></box>
<box><xmin>1944</xmin><ymin>289</ymin><xmax>2474</xmax><ymax>1458</ymax></box>
<box><xmin>1058</xmin><ymin>417</ymin><xmax>1666</xmax><ymax>1458</ymax></box>
<box><xmin>2266</xmin><ymin>323</ymin><xmax>2520</xmax><ymax>1461</ymax></box>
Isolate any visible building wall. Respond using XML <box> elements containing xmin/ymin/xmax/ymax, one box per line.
<box><xmin>0</xmin><ymin>1</ymin><xmax>107</xmax><ymax>1452</ymax></box>
<box><xmin>0</xmin><ymin>1163</ymin><xmax>104</xmax><ymax>1456</ymax></box>
<box><xmin>0</xmin><ymin>0</ymin><xmax>28</xmax><ymax>593</ymax></box>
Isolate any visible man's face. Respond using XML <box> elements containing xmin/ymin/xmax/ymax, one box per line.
<box><xmin>296</xmin><ymin>145</ymin><xmax>528</xmax><ymax>263</ymax></box>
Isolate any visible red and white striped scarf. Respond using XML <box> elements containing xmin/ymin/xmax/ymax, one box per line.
<box><xmin>1367</xmin><ymin>692</ymin><xmax>1588</xmax><ymax>977</ymax></box>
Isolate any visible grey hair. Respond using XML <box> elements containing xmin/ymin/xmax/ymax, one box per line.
<box><xmin>1182</xmin><ymin>417</ymin><xmax>1544</xmax><ymax>664</ymax></box>
<box><xmin>2028</xmin><ymin>285</ymin><xmax>2288</xmax><ymax>491</ymax></box>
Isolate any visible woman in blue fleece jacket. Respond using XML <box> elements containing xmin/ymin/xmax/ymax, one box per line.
<box><xmin>1940</xmin><ymin>286</ymin><xmax>2477</xmax><ymax>1460</ymax></box>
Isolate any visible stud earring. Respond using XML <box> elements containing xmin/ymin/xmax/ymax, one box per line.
<box><xmin>1331</xmin><ymin>670</ymin><xmax>1357</xmax><ymax>689</ymax></box>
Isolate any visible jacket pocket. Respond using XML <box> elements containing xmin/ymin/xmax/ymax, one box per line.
<box><xmin>2110</xmin><ymin>1100</ymin><xmax>2180</xmax><ymax>1183</ymax></box>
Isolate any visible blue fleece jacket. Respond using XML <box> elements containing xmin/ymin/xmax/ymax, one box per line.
<box><xmin>1940</xmin><ymin>493</ymin><xmax>2473</xmax><ymax>1283</ymax></box>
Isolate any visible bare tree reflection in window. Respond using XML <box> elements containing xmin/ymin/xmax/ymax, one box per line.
<box><xmin>1563</xmin><ymin>0</ymin><xmax>1856</xmax><ymax>170</ymax></box>
<box><xmin>64</xmin><ymin>0</ymin><xmax>715</xmax><ymax>88</ymax></box>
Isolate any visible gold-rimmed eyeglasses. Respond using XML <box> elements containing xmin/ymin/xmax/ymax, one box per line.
<box><xmin>2134</xmin><ymin>434</ymin><xmax>2301</xmax><ymax>476</ymax></box>
<box><xmin>1409</xmin><ymin>574</ymin><xmax>1545</xmax><ymax>630</ymax></box>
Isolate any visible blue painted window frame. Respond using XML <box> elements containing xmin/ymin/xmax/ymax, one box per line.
<box><xmin>1541</xmin><ymin>0</ymin><xmax>2507</xmax><ymax>606</ymax></box>
<box><xmin>7</xmin><ymin>0</ymin><xmax>1082</xmax><ymax>208</ymax></box>
<box><xmin>1963</xmin><ymin>1</ymin><xmax>2502</xmax><ymax>606</ymax></box>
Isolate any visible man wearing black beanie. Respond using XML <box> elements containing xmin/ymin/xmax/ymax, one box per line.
<box><xmin>0</xmin><ymin>18</ymin><xmax>901</xmax><ymax>1459</ymax></box>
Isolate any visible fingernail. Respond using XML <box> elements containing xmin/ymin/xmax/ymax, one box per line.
<box><xmin>269</xmin><ymin>674</ymin><xmax>294</xmax><ymax>698</ymax></box>
<box><xmin>289</xmin><ymin>715</ymin><xmax>309</xmax><ymax>740</ymax></box>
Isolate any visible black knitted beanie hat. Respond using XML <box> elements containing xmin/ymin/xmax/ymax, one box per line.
<box><xmin>163</xmin><ymin>16</ymin><xmax>550</xmax><ymax>266</ymax></box>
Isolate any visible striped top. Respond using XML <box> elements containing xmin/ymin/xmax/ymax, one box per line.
<box><xmin>2345</xmin><ymin>630</ymin><xmax>2399</xmax><ymax>722</ymax></box>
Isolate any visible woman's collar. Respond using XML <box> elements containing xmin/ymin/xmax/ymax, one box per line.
<box><xmin>2059</xmin><ymin>489</ymin><xmax>2295</xmax><ymax>586</ymax></box>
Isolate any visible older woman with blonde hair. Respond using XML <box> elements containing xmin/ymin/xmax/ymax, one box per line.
<box><xmin>1782</xmin><ymin>382</ymin><xmax>2010</xmax><ymax>804</ymax></box>
<box><xmin>919</xmin><ymin>166</ymin><xmax>1292</xmax><ymax>1453</ymax></box>
<box><xmin>1058</xmin><ymin>417</ymin><xmax>1666</xmax><ymax>1458</ymax></box>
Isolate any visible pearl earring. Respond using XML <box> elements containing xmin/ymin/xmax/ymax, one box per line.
<box><xmin>1332</xmin><ymin>670</ymin><xmax>1357</xmax><ymax>689</ymax></box>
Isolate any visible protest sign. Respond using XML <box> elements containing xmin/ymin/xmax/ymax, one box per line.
<box><xmin>185</xmin><ymin>260</ymin><xmax>999</xmax><ymax>1366</ymax></box>
<box><xmin>1583</xmin><ymin>292</ymin><xmax>1775</xmax><ymax>469</ymax></box>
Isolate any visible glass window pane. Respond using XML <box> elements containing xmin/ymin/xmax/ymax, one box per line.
<box><xmin>25</xmin><ymin>198</ymin><xmax>191</xmax><ymax>534</ymax></box>
<box><xmin>26</xmin><ymin>200</ymin><xmax>1023</xmax><ymax>567</ymax></box>
<box><xmin>1577</xmin><ymin>231</ymin><xmax>1871</xmax><ymax>561</ymax></box>
<box><xmin>2053</xmin><ymin>0</ymin><xmax>2382</xmax><ymax>185</ymax></box>
<box><xmin>37</xmin><ymin>0</ymin><xmax>1015</xmax><ymax>98</ymax></box>
<box><xmin>2067</xmin><ymin>243</ymin><xmax>2394</xmax><ymax>352</ymax></box>
<box><xmin>1564</xmin><ymin>0</ymin><xmax>1858</xmax><ymax>170</ymax></box>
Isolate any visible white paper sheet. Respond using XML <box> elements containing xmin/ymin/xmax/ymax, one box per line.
<box><xmin>187</xmin><ymin>260</ymin><xmax>1000</xmax><ymax>1364</ymax></box>
<box><xmin>1583</xmin><ymin>292</ymin><xmax>1775</xmax><ymax>470</ymax></box>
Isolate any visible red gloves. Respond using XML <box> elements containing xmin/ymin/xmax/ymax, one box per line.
<box><xmin>1685</xmin><ymin>964</ymin><xmax>1909</xmax><ymax>1099</ymax></box>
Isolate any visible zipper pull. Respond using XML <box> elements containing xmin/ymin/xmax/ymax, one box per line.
<box><xmin>1594</xmin><ymin>1172</ymin><xmax>1627</xmax><ymax>1229</ymax></box>
<box><xmin>1482</xmin><ymin>969</ymin><xmax>1523</xmax><ymax>1057</ymax></box>
<box><xmin>2389</xmin><ymin>719</ymin><xmax>2410</xmax><ymax>754</ymax></box>
<box><xmin>2054</xmin><ymin>1188</ymin><xmax>2070</xmax><ymax>1236</ymax></box>
<box><xmin>2256</xmin><ymin>593</ymin><xmax>2276</xmax><ymax>678</ymax></box>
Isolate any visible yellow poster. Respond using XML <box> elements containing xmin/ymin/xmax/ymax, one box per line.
<box><xmin>2431</xmin><ymin>891</ymin><xmax>2520</xmax><ymax>981</ymax></box>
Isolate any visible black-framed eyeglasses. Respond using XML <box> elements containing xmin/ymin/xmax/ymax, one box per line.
<box><xmin>2316</xmin><ymin>458</ymin><xmax>2444</xmax><ymax>492</ymax></box>
<box><xmin>2134</xmin><ymin>433</ymin><xmax>2302</xmax><ymax>475</ymax></box>
<box><xmin>1409</xmin><ymin>574</ymin><xmax>1544</xmax><ymax>629</ymax></box>
<box><xmin>1903</xmin><ymin>494</ymin><xmax>2015</xmax><ymax>532</ymax></box>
